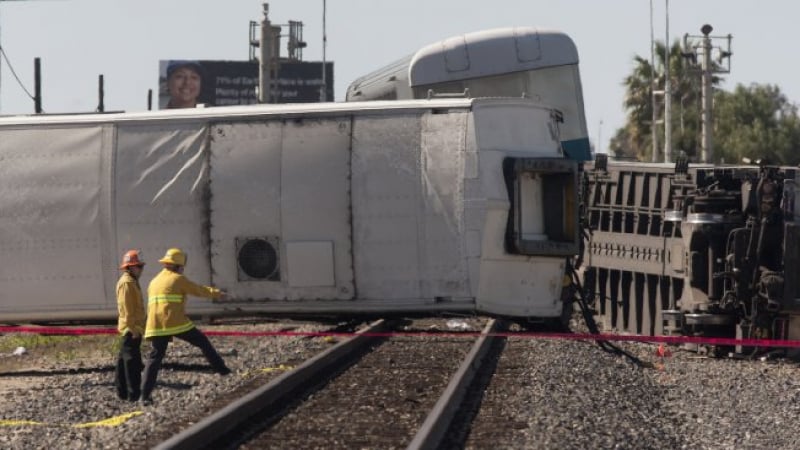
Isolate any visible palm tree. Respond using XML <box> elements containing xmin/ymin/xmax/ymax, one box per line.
<box><xmin>611</xmin><ymin>39</ymin><xmax>723</xmax><ymax>161</ymax></box>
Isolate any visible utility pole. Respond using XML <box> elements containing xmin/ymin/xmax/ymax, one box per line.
<box><xmin>700</xmin><ymin>26</ymin><xmax>713</xmax><ymax>163</ymax></box>
<box><xmin>597</xmin><ymin>120</ymin><xmax>603</xmax><ymax>154</ymax></box>
<box><xmin>97</xmin><ymin>74</ymin><xmax>104</xmax><ymax>113</ymax></box>
<box><xmin>33</xmin><ymin>56</ymin><xmax>41</xmax><ymax>113</ymax></box>
<box><xmin>682</xmin><ymin>24</ymin><xmax>732</xmax><ymax>163</ymax></box>
<box><xmin>251</xmin><ymin>4</ymin><xmax>309</xmax><ymax>104</ymax></box>
<box><xmin>649</xmin><ymin>0</ymin><xmax>659</xmax><ymax>162</ymax></box>
<box><xmin>258</xmin><ymin>3</ymin><xmax>272</xmax><ymax>104</ymax></box>
<box><xmin>664</xmin><ymin>0</ymin><xmax>672</xmax><ymax>163</ymax></box>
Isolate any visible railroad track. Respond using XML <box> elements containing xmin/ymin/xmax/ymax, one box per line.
<box><xmin>153</xmin><ymin>318</ymin><xmax>506</xmax><ymax>450</ymax></box>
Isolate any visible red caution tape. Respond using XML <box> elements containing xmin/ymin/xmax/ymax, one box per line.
<box><xmin>1</xmin><ymin>325</ymin><xmax>798</xmax><ymax>349</ymax></box>
<box><xmin>0</xmin><ymin>326</ymin><xmax>118</xmax><ymax>336</ymax></box>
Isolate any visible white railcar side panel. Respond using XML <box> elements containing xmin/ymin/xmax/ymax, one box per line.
<box><xmin>475</xmin><ymin>152</ymin><xmax>564</xmax><ymax>317</ymax></box>
<box><xmin>351</xmin><ymin>110</ymin><xmax>472</xmax><ymax>303</ymax></box>
<box><xmin>115</xmin><ymin>123</ymin><xmax>212</xmax><ymax>299</ymax></box>
<box><xmin>207</xmin><ymin>121</ymin><xmax>282</xmax><ymax>298</ymax></box>
<box><xmin>463</xmin><ymin>115</ymin><xmax>484</xmax><ymax>298</ymax></box>
<box><xmin>478</xmin><ymin>258</ymin><xmax>565</xmax><ymax>316</ymax></box>
<box><xmin>279</xmin><ymin>118</ymin><xmax>354</xmax><ymax>297</ymax></box>
<box><xmin>472</xmin><ymin>102</ymin><xmax>563</xmax><ymax>156</ymax></box>
<box><xmin>470</xmin><ymin>102</ymin><xmax>566</xmax><ymax>316</ymax></box>
<box><xmin>352</xmin><ymin>113</ymin><xmax>424</xmax><ymax>300</ymax></box>
<box><xmin>418</xmin><ymin>111</ymin><xmax>471</xmax><ymax>299</ymax></box>
<box><xmin>0</xmin><ymin>126</ymin><xmax>112</xmax><ymax>311</ymax></box>
<box><xmin>473</xmin><ymin>151</ymin><xmax>512</xmax><ymax>261</ymax></box>
<box><xmin>0</xmin><ymin>98</ymin><xmax>573</xmax><ymax>321</ymax></box>
<box><xmin>208</xmin><ymin>117</ymin><xmax>354</xmax><ymax>303</ymax></box>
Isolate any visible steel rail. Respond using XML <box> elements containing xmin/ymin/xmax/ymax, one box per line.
<box><xmin>406</xmin><ymin>318</ymin><xmax>505</xmax><ymax>450</ymax></box>
<box><xmin>153</xmin><ymin>319</ymin><xmax>389</xmax><ymax>450</ymax></box>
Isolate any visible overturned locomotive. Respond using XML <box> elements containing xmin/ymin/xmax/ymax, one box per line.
<box><xmin>582</xmin><ymin>155</ymin><xmax>800</xmax><ymax>349</ymax></box>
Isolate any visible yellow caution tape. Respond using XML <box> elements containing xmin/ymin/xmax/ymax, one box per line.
<box><xmin>73</xmin><ymin>411</ymin><xmax>143</xmax><ymax>428</ymax></box>
<box><xmin>257</xmin><ymin>364</ymin><xmax>293</xmax><ymax>373</ymax></box>
<box><xmin>1</xmin><ymin>411</ymin><xmax>143</xmax><ymax>428</ymax></box>
<box><xmin>241</xmin><ymin>363</ymin><xmax>293</xmax><ymax>377</ymax></box>
<box><xmin>0</xmin><ymin>419</ymin><xmax>45</xmax><ymax>426</ymax></box>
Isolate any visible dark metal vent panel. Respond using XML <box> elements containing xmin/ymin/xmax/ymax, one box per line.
<box><xmin>236</xmin><ymin>237</ymin><xmax>280</xmax><ymax>281</ymax></box>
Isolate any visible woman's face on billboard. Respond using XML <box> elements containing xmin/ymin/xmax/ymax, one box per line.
<box><xmin>168</xmin><ymin>67</ymin><xmax>201</xmax><ymax>108</ymax></box>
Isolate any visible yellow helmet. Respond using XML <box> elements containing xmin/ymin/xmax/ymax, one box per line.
<box><xmin>158</xmin><ymin>248</ymin><xmax>187</xmax><ymax>266</ymax></box>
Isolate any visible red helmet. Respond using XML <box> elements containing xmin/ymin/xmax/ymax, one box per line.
<box><xmin>119</xmin><ymin>249</ymin><xmax>145</xmax><ymax>269</ymax></box>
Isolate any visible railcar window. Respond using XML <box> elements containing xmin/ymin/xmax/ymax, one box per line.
<box><xmin>503</xmin><ymin>157</ymin><xmax>580</xmax><ymax>256</ymax></box>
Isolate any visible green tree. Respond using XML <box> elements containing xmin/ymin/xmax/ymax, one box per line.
<box><xmin>714</xmin><ymin>84</ymin><xmax>800</xmax><ymax>164</ymax></box>
<box><xmin>611</xmin><ymin>39</ymin><xmax>721</xmax><ymax>161</ymax></box>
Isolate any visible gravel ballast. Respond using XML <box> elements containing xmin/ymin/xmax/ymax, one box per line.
<box><xmin>0</xmin><ymin>321</ymin><xmax>331</xmax><ymax>450</ymax></box>
<box><xmin>464</xmin><ymin>336</ymin><xmax>800</xmax><ymax>449</ymax></box>
<box><xmin>1</xmin><ymin>319</ymin><xmax>800</xmax><ymax>449</ymax></box>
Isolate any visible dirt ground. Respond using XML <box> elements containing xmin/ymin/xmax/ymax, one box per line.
<box><xmin>0</xmin><ymin>333</ymin><xmax>116</xmax><ymax>379</ymax></box>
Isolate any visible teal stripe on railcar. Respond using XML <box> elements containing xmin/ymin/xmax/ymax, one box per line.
<box><xmin>562</xmin><ymin>137</ymin><xmax>592</xmax><ymax>161</ymax></box>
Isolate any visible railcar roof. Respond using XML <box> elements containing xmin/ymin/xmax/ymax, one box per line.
<box><xmin>0</xmin><ymin>97</ymin><xmax>549</xmax><ymax>127</ymax></box>
<box><xmin>347</xmin><ymin>27</ymin><xmax>579</xmax><ymax>97</ymax></box>
<box><xmin>409</xmin><ymin>27</ymin><xmax>578</xmax><ymax>86</ymax></box>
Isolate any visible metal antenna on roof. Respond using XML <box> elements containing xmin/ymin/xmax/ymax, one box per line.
<box><xmin>320</xmin><ymin>0</ymin><xmax>327</xmax><ymax>102</ymax></box>
<box><xmin>258</xmin><ymin>3</ymin><xmax>272</xmax><ymax>104</ymax></box>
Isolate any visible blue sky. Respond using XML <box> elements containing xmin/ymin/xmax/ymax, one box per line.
<box><xmin>0</xmin><ymin>0</ymin><xmax>796</xmax><ymax>152</ymax></box>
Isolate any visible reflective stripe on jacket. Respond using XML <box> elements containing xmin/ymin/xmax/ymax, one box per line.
<box><xmin>116</xmin><ymin>272</ymin><xmax>145</xmax><ymax>336</ymax></box>
<box><xmin>145</xmin><ymin>268</ymin><xmax>222</xmax><ymax>338</ymax></box>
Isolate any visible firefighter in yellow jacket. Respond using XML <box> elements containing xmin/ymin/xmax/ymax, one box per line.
<box><xmin>140</xmin><ymin>248</ymin><xmax>231</xmax><ymax>404</ymax></box>
<box><xmin>115</xmin><ymin>249</ymin><xmax>146</xmax><ymax>402</ymax></box>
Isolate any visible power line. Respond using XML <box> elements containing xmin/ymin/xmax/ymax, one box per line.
<box><xmin>0</xmin><ymin>0</ymin><xmax>55</xmax><ymax>113</ymax></box>
<box><xmin>0</xmin><ymin>45</ymin><xmax>35</xmax><ymax>100</ymax></box>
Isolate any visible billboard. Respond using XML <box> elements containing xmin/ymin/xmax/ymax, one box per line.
<box><xmin>158</xmin><ymin>60</ymin><xmax>334</xmax><ymax>109</ymax></box>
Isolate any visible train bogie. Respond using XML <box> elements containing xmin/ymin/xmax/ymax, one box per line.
<box><xmin>583</xmin><ymin>156</ymin><xmax>800</xmax><ymax>347</ymax></box>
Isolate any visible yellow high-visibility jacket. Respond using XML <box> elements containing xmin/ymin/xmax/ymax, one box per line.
<box><xmin>116</xmin><ymin>272</ymin><xmax>145</xmax><ymax>336</ymax></box>
<box><xmin>145</xmin><ymin>268</ymin><xmax>222</xmax><ymax>338</ymax></box>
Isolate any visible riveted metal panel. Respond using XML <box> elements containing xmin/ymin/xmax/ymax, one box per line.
<box><xmin>419</xmin><ymin>110</ymin><xmax>470</xmax><ymax>298</ymax></box>
<box><xmin>0</xmin><ymin>126</ymin><xmax>109</xmax><ymax>310</ymax></box>
<box><xmin>351</xmin><ymin>113</ymin><xmax>423</xmax><ymax>299</ymax></box>
<box><xmin>280</xmin><ymin>118</ymin><xmax>353</xmax><ymax>299</ymax></box>
<box><xmin>208</xmin><ymin>118</ymin><xmax>353</xmax><ymax>300</ymax></box>
<box><xmin>115</xmin><ymin>123</ymin><xmax>211</xmax><ymax>291</ymax></box>
<box><xmin>207</xmin><ymin>121</ymin><xmax>282</xmax><ymax>299</ymax></box>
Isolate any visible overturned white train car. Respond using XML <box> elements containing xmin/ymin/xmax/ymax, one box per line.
<box><xmin>0</xmin><ymin>98</ymin><xmax>578</xmax><ymax>323</ymax></box>
<box><xmin>346</xmin><ymin>27</ymin><xmax>591</xmax><ymax>161</ymax></box>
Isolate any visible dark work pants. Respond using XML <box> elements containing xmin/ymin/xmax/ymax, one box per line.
<box><xmin>115</xmin><ymin>332</ymin><xmax>142</xmax><ymax>401</ymax></box>
<box><xmin>140</xmin><ymin>327</ymin><xmax>229</xmax><ymax>400</ymax></box>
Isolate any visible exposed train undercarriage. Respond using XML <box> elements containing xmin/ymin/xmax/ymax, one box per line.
<box><xmin>580</xmin><ymin>154</ymin><xmax>800</xmax><ymax>353</ymax></box>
